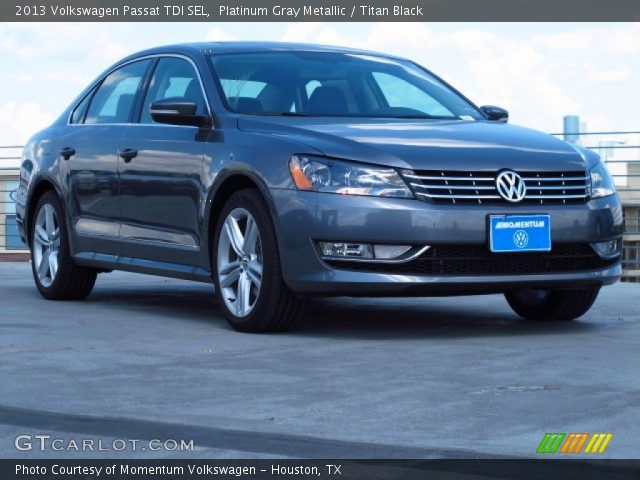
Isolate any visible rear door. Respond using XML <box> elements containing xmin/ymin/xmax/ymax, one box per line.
<box><xmin>118</xmin><ymin>56</ymin><xmax>210</xmax><ymax>266</ymax></box>
<box><xmin>57</xmin><ymin>59</ymin><xmax>151</xmax><ymax>259</ymax></box>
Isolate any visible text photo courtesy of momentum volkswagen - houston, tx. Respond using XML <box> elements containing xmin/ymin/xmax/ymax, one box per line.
<box><xmin>1</xmin><ymin>1</ymin><xmax>640</xmax><ymax>479</ymax></box>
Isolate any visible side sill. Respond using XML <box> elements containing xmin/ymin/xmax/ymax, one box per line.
<box><xmin>73</xmin><ymin>252</ymin><xmax>213</xmax><ymax>284</ymax></box>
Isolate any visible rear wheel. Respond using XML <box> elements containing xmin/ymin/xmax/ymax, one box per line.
<box><xmin>504</xmin><ymin>287</ymin><xmax>600</xmax><ymax>321</ymax></box>
<box><xmin>30</xmin><ymin>191</ymin><xmax>97</xmax><ymax>300</ymax></box>
<box><xmin>213</xmin><ymin>189</ymin><xmax>306</xmax><ymax>332</ymax></box>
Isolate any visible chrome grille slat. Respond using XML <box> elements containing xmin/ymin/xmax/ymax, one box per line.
<box><xmin>403</xmin><ymin>169</ymin><xmax>589</xmax><ymax>205</ymax></box>
<box><xmin>525</xmin><ymin>194</ymin><xmax>588</xmax><ymax>199</ymax></box>
<box><xmin>409</xmin><ymin>183</ymin><xmax>495</xmax><ymax>190</ymax></box>
<box><xmin>415</xmin><ymin>192</ymin><xmax>502</xmax><ymax>199</ymax></box>
<box><xmin>521</xmin><ymin>176</ymin><xmax>588</xmax><ymax>182</ymax></box>
<box><xmin>526</xmin><ymin>185</ymin><xmax>587</xmax><ymax>190</ymax></box>
<box><xmin>404</xmin><ymin>174</ymin><xmax>495</xmax><ymax>181</ymax></box>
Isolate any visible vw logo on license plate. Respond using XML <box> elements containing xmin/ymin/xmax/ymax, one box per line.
<box><xmin>513</xmin><ymin>230</ymin><xmax>529</xmax><ymax>248</ymax></box>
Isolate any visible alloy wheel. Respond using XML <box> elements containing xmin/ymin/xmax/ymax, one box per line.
<box><xmin>217</xmin><ymin>207</ymin><xmax>263</xmax><ymax>317</ymax></box>
<box><xmin>32</xmin><ymin>203</ymin><xmax>60</xmax><ymax>287</ymax></box>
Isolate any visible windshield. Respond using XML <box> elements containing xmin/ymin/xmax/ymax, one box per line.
<box><xmin>208</xmin><ymin>52</ymin><xmax>483</xmax><ymax>119</ymax></box>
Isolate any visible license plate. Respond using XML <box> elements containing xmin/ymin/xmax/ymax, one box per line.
<box><xmin>489</xmin><ymin>214</ymin><xmax>551</xmax><ymax>252</ymax></box>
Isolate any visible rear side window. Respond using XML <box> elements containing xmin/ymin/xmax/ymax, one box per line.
<box><xmin>70</xmin><ymin>88</ymin><xmax>94</xmax><ymax>124</ymax></box>
<box><xmin>84</xmin><ymin>60</ymin><xmax>151</xmax><ymax>124</ymax></box>
<box><xmin>140</xmin><ymin>57</ymin><xmax>207</xmax><ymax>124</ymax></box>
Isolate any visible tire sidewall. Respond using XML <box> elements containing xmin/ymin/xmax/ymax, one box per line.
<box><xmin>30</xmin><ymin>192</ymin><xmax>71</xmax><ymax>297</ymax></box>
<box><xmin>505</xmin><ymin>287</ymin><xmax>600</xmax><ymax>321</ymax></box>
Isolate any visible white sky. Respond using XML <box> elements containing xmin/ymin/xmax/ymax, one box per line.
<box><xmin>0</xmin><ymin>21</ymin><xmax>639</xmax><ymax>147</ymax></box>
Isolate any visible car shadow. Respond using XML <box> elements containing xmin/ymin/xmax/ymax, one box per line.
<box><xmin>291</xmin><ymin>297</ymin><xmax>600</xmax><ymax>339</ymax></box>
<box><xmin>84</xmin><ymin>284</ymin><xmax>221</xmax><ymax>324</ymax></box>
<box><xmin>62</xmin><ymin>281</ymin><xmax>602</xmax><ymax>340</ymax></box>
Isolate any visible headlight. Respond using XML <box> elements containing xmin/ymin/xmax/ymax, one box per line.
<box><xmin>289</xmin><ymin>155</ymin><xmax>413</xmax><ymax>198</ymax></box>
<box><xmin>589</xmin><ymin>162</ymin><xmax>616</xmax><ymax>199</ymax></box>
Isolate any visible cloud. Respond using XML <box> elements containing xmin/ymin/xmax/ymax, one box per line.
<box><xmin>0</xmin><ymin>23</ymin><xmax>135</xmax><ymax>70</ymax></box>
<box><xmin>534</xmin><ymin>32</ymin><xmax>592</xmax><ymax>50</ymax></box>
<box><xmin>447</xmin><ymin>29</ymin><xmax>498</xmax><ymax>52</ymax></box>
<box><xmin>279</xmin><ymin>22</ymin><xmax>321</xmax><ymax>42</ymax></box>
<box><xmin>467</xmin><ymin>43</ymin><xmax>579</xmax><ymax>130</ymax></box>
<box><xmin>600</xmin><ymin>24</ymin><xmax>640</xmax><ymax>54</ymax></box>
<box><xmin>93</xmin><ymin>41</ymin><xmax>131</xmax><ymax>63</ymax></box>
<box><xmin>205</xmin><ymin>26</ymin><xmax>236</xmax><ymax>42</ymax></box>
<box><xmin>364</xmin><ymin>23</ymin><xmax>437</xmax><ymax>52</ymax></box>
<box><xmin>584</xmin><ymin>61</ymin><xmax>631</xmax><ymax>83</ymax></box>
<box><xmin>279</xmin><ymin>22</ymin><xmax>351</xmax><ymax>47</ymax></box>
<box><xmin>280</xmin><ymin>22</ymin><xmax>437</xmax><ymax>52</ymax></box>
<box><xmin>44</xmin><ymin>71</ymin><xmax>93</xmax><ymax>87</ymax></box>
<box><xmin>0</xmin><ymin>101</ymin><xmax>55</xmax><ymax>145</ymax></box>
<box><xmin>12</xmin><ymin>74</ymin><xmax>33</xmax><ymax>84</ymax></box>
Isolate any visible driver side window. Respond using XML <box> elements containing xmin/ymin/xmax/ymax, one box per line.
<box><xmin>140</xmin><ymin>57</ymin><xmax>207</xmax><ymax>124</ymax></box>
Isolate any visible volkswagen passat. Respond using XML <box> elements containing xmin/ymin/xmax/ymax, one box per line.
<box><xmin>17</xmin><ymin>42</ymin><xmax>623</xmax><ymax>332</ymax></box>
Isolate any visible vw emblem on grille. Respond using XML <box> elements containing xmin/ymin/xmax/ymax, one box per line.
<box><xmin>496</xmin><ymin>170</ymin><xmax>526</xmax><ymax>202</ymax></box>
<box><xmin>513</xmin><ymin>230</ymin><xmax>529</xmax><ymax>248</ymax></box>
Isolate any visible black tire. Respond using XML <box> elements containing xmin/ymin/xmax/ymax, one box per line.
<box><xmin>504</xmin><ymin>287</ymin><xmax>600</xmax><ymax>321</ymax></box>
<box><xmin>212</xmin><ymin>189</ymin><xmax>307</xmax><ymax>332</ymax></box>
<box><xmin>30</xmin><ymin>191</ymin><xmax>97</xmax><ymax>300</ymax></box>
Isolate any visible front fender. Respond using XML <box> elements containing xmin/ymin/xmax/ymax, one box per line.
<box><xmin>200</xmin><ymin>128</ymin><xmax>320</xmax><ymax>270</ymax></box>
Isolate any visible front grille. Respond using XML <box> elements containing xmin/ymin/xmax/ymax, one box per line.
<box><xmin>325</xmin><ymin>243</ymin><xmax>617</xmax><ymax>276</ymax></box>
<box><xmin>403</xmin><ymin>170</ymin><xmax>589</xmax><ymax>205</ymax></box>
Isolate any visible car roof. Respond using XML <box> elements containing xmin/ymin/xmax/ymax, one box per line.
<box><xmin>119</xmin><ymin>41</ymin><xmax>405</xmax><ymax>62</ymax></box>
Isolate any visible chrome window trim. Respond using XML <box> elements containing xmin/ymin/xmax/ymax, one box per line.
<box><xmin>66</xmin><ymin>53</ymin><xmax>212</xmax><ymax>127</ymax></box>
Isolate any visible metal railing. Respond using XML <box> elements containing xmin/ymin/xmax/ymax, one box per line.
<box><xmin>1</xmin><ymin>133</ymin><xmax>640</xmax><ymax>281</ymax></box>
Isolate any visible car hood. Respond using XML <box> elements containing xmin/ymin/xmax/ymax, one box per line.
<box><xmin>237</xmin><ymin>117</ymin><xmax>595</xmax><ymax>172</ymax></box>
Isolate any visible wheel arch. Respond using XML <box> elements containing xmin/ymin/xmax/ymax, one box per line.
<box><xmin>204</xmin><ymin>171</ymin><xmax>281</xmax><ymax>271</ymax></box>
<box><xmin>25</xmin><ymin>176</ymin><xmax>63</xmax><ymax>248</ymax></box>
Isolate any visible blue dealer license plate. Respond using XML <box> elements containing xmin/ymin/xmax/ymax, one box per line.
<box><xmin>489</xmin><ymin>215</ymin><xmax>551</xmax><ymax>253</ymax></box>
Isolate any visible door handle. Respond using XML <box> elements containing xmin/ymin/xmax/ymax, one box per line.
<box><xmin>59</xmin><ymin>147</ymin><xmax>75</xmax><ymax>160</ymax></box>
<box><xmin>118</xmin><ymin>148</ymin><xmax>138</xmax><ymax>163</ymax></box>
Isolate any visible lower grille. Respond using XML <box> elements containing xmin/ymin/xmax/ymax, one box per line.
<box><xmin>325</xmin><ymin>243</ymin><xmax>617</xmax><ymax>275</ymax></box>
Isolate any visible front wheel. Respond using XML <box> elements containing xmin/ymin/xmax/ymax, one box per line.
<box><xmin>504</xmin><ymin>287</ymin><xmax>600</xmax><ymax>321</ymax></box>
<box><xmin>213</xmin><ymin>189</ymin><xmax>306</xmax><ymax>332</ymax></box>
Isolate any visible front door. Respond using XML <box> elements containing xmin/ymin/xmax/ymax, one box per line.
<box><xmin>118</xmin><ymin>56</ymin><xmax>210</xmax><ymax>266</ymax></box>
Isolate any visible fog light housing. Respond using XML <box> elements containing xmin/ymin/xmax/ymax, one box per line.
<box><xmin>590</xmin><ymin>237</ymin><xmax>622</xmax><ymax>259</ymax></box>
<box><xmin>319</xmin><ymin>242</ymin><xmax>374</xmax><ymax>259</ymax></box>
<box><xmin>317</xmin><ymin>241</ymin><xmax>419</xmax><ymax>262</ymax></box>
<box><xmin>373</xmin><ymin>245</ymin><xmax>412</xmax><ymax>259</ymax></box>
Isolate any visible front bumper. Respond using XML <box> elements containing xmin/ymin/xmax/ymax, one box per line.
<box><xmin>270</xmin><ymin>189</ymin><xmax>624</xmax><ymax>295</ymax></box>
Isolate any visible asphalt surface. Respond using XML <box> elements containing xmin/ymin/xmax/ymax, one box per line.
<box><xmin>0</xmin><ymin>262</ymin><xmax>639</xmax><ymax>459</ymax></box>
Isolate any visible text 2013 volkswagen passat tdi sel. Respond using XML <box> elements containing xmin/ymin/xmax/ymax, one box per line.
<box><xmin>17</xmin><ymin>42</ymin><xmax>623</xmax><ymax>332</ymax></box>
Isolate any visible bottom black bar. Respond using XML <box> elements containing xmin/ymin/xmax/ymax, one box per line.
<box><xmin>4</xmin><ymin>460</ymin><xmax>640</xmax><ymax>480</ymax></box>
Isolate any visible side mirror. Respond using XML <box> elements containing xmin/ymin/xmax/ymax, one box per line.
<box><xmin>480</xmin><ymin>105</ymin><xmax>509</xmax><ymax>123</ymax></box>
<box><xmin>150</xmin><ymin>97</ymin><xmax>208</xmax><ymax>127</ymax></box>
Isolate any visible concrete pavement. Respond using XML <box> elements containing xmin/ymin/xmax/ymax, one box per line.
<box><xmin>0</xmin><ymin>262</ymin><xmax>639</xmax><ymax>458</ymax></box>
